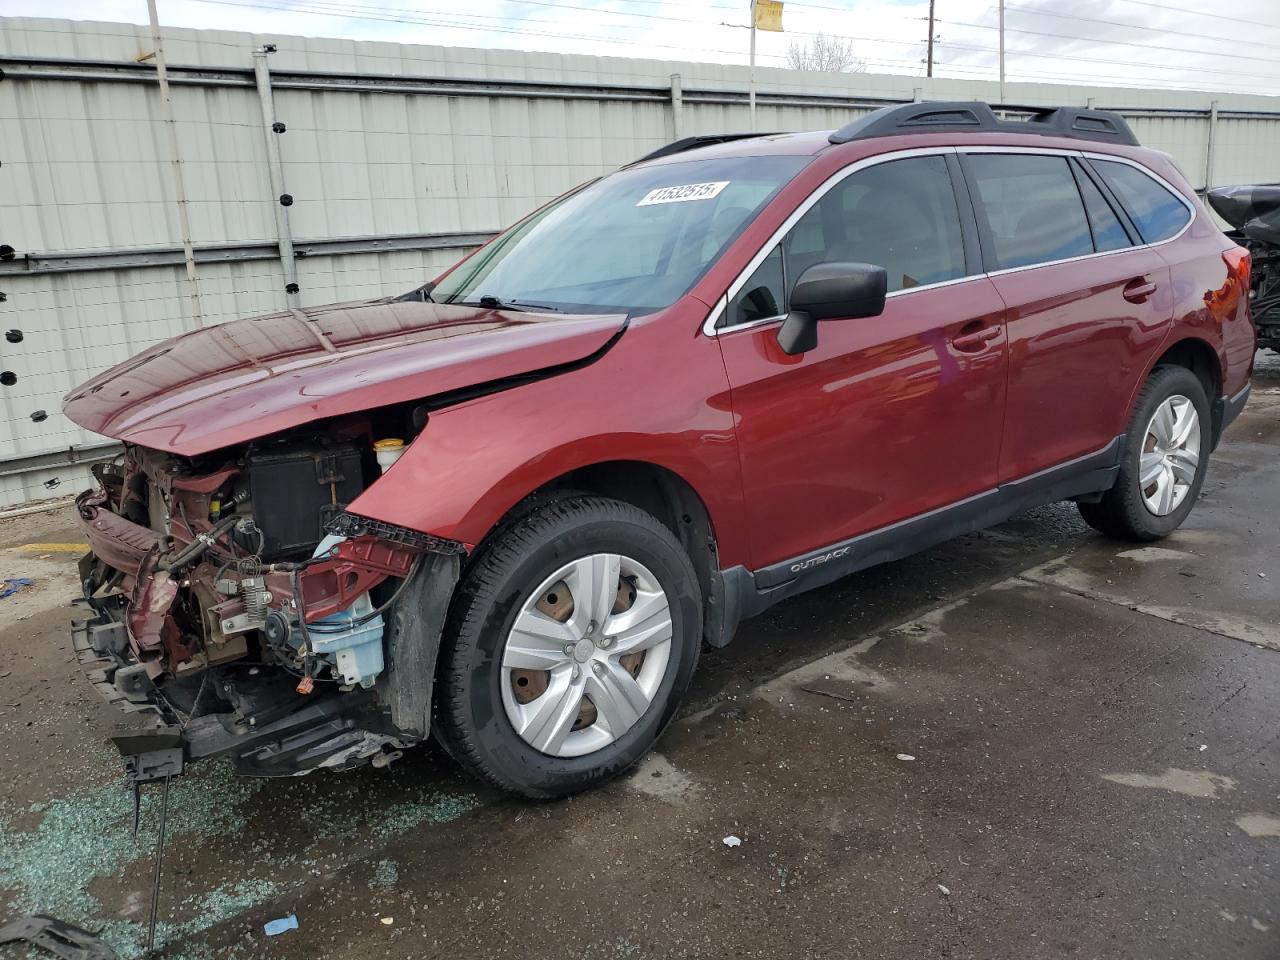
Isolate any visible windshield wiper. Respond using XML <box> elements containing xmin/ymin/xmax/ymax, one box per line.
<box><xmin>468</xmin><ymin>294</ymin><xmax>562</xmax><ymax>313</ymax></box>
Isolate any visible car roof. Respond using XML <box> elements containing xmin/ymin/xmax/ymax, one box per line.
<box><xmin>632</xmin><ymin>102</ymin><xmax>1143</xmax><ymax>170</ymax></box>
<box><xmin>633</xmin><ymin>130</ymin><xmax>835</xmax><ymax>167</ymax></box>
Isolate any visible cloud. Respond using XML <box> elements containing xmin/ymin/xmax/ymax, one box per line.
<box><xmin>7</xmin><ymin>0</ymin><xmax>1280</xmax><ymax>96</ymax></box>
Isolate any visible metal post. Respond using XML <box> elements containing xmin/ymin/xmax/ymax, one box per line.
<box><xmin>670</xmin><ymin>73</ymin><xmax>684</xmax><ymax>140</ymax></box>
<box><xmin>1205</xmin><ymin>99</ymin><xmax>1220</xmax><ymax>192</ymax></box>
<box><xmin>998</xmin><ymin>0</ymin><xmax>1005</xmax><ymax>104</ymax></box>
<box><xmin>926</xmin><ymin>0</ymin><xmax>936</xmax><ymax>78</ymax></box>
<box><xmin>252</xmin><ymin>46</ymin><xmax>301</xmax><ymax>309</ymax></box>
<box><xmin>146</xmin><ymin>0</ymin><xmax>204</xmax><ymax>328</ymax></box>
<box><xmin>748</xmin><ymin>0</ymin><xmax>758</xmax><ymax>132</ymax></box>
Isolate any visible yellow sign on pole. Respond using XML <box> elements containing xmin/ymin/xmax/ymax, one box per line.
<box><xmin>755</xmin><ymin>0</ymin><xmax>784</xmax><ymax>32</ymax></box>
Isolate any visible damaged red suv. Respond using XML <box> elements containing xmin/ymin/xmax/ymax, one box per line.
<box><xmin>66</xmin><ymin>102</ymin><xmax>1255</xmax><ymax>798</ymax></box>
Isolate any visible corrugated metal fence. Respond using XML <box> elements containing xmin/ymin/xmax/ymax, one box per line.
<box><xmin>2</xmin><ymin>15</ymin><xmax>1279</xmax><ymax>505</ymax></box>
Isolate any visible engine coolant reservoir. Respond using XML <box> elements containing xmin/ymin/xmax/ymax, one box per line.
<box><xmin>374</xmin><ymin>438</ymin><xmax>405</xmax><ymax>470</ymax></box>
<box><xmin>305</xmin><ymin>535</ymin><xmax>385</xmax><ymax>688</ymax></box>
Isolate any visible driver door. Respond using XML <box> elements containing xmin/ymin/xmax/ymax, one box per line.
<box><xmin>714</xmin><ymin>152</ymin><xmax>1009</xmax><ymax>575</ymax></box>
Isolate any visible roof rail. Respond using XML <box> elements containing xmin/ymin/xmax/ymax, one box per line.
<box><xmin>631</xmin><ymin>133</ymin><xmax>776</xmax><ymax>165</ymax></box>
<box><xmin>828</xmin><ymin>101</ymin><xmax>1139</xmax><ymax>147</ymax></box>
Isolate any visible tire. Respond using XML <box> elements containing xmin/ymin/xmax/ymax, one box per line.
<box><xmin>1078</xmin><ymin>365</ymin><xmax>1211</xmax><ymax>541</ymax></box>
<box><xmin>434</xmin><ymin>495</ymin><xmax>702</xmax><ymax>799</ymax></box>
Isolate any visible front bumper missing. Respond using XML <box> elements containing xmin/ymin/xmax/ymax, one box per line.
<box><xmin>71</xmin><ymin>475</ymin><xmax>467</xmax><ymax>780</ymax></box>
<box><xmin>76</xmin><ymin>615</ymin><xmax>404</xmax><ymax>777</ymax></box>
<box><xmin>71</xmin><ymin>612</ymin><xmax>160</xmax><ymax>716</ymax></box>
<box><xmin>70</xmin><ymin>547</ymin><xmax>462</xmax><ymax>779</ymax></box>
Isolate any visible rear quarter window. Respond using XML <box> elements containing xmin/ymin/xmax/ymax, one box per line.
<box><xmin>1074</xmin><ymin>166</ymin><xmax>1132</xmax><ymax>253</ymax></box>
<box><xmin>1091</xmin><ymin>159</ymin><xmax>1191</xmax><ymax>243</ymax></box>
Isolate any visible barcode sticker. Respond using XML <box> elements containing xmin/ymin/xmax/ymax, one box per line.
<box><xmin>636</xmin><ymin>181</ymin><xmax>731</xmax><ymax>206</ymax></box>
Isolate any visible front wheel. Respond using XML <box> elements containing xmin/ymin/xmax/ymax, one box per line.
<box><xmin>1078</xmin><ymin>365</ymin><xmax>1211</xmax><ymax>541</ymax></box>
<box><xmin>434</xmin><ymin>496</ymin><xmax>702</xmax><ymax>799</ymax></box>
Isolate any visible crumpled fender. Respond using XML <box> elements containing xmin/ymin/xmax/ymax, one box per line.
<box><xmin>347</xmin><ymin>307</ymin><xmax>753</xmax><ymax>569</ymax></box>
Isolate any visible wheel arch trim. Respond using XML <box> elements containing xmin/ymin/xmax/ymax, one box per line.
<box><xmin>1125</xmin><ymin>333</ymin><xmax>1225</xmax><ymax>445</ymax></box>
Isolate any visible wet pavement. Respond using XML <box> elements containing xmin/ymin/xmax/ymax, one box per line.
<box><xmin>1</xmin><ymin>368</ymin><xmax>1277</xmax><ymax>960</ymax></box>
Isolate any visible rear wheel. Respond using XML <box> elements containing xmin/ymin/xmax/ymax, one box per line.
<box><xmin>1078</xmin><ymin>365</ymin><xmax>1210</xmax><ymax>541</ymax></box>
<box><xmin>435</xmin><ymin>496</ymin><xmax>701</xmax><ymax>798</ymax></box>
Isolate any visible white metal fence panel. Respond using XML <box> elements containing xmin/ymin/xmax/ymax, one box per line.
<box><xmin>1</xmin><ymin>15</ymin><xmax>1279</xmax><ymax>505</ymax></box>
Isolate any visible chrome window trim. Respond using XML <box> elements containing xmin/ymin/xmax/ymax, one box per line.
<box><xmin>704</xmin><ymin>143</ymin><xmax>1197</xmax><ymax>338</ymax></box>
<box><xmin>960</xmin><ymin>146</ymin><xmax>1198</xmax><ymax>268</ymax></box>
<box><xmin>1079</xmin><ymin>150</ymin><xmax>1198</xmax><ymax>244</ymax></box>
<box><xmin>702</xmin><ymin>294</ymin><xmax>727</xmax><ymax>332</ymax></box>
<box><xmin>701</xmin><ymin>146</ymin><xmax>959</xmax><ymax>338</ymax></box>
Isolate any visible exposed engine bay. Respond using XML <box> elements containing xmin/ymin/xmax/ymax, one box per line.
<box><xmin>58</xmin><ymin>297</ymin><xmax>628</xmax><ymax>786</ymax></box>
<box><xmin>73</xmin><ymin>415</ymin><xmax>463</xmax><ymax>778</ymax></box>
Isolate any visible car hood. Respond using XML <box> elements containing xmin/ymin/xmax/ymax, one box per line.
<box><xmin>64</xmin><ymin>298</ymin><xmax>627</xmax><ymax>455</ymax></box>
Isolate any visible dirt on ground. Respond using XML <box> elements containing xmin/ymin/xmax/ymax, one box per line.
<box><xmin>0</xmin><ymin>379</ymin><xmax>1276</xmax><ymax>960</ymax></box>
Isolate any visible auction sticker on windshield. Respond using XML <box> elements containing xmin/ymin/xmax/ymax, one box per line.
<box><xmin>637</xmin><ymin>181</ymin><xmax>731</xmax><ymax>206</ymax></box>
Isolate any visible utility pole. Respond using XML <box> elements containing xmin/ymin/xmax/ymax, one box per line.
<box><xmin>253</xmin><ymin>46</ymin><xmax>301</xmax><ymax>310</ymax></box>
<box><xmin>146</xmin><ymin>0</ymin><xmax>204</xmax><ymax>328</ymax></box>
<box><xmin>998</xmin><ymin>0</ymin><xmax>1006</xmax><ymax>104</ymax></box>
<box><xmin>926</xmin><ymin>0</ymin><xmax>936</xmax><ymax>78</ymax></box>
<box><xmin>748</xmin><ymin>0</ymin><xmax>758</xmax><ymax>132</ymax></box>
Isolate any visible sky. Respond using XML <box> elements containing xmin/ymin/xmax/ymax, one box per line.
<box><xmin>7</xmin><ymin>0</ymin><xmax>1280</xmax><ymax>97</ymax></box>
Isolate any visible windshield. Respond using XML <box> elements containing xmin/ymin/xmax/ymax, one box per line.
<box><xmin>433</xmin><ymin>155</ymin><xmax>809</xmax><ymax>315</ymax></box>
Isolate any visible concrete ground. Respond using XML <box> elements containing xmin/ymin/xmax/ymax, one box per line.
<box><xmin>1</xmin><ymin>368</ymin><xmax>1277</xmax><ymax>960</ymax></box>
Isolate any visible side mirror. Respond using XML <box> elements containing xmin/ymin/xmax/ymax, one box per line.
<box><xmin>777</xmin><ymin>262</ymin><xmax>888</xmax><ymax>355</ymax></box>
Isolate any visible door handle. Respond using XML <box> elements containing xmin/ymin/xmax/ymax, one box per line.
<box><xmin>1123</xmin><ymin>278</ymin><xmax>1158</xmax><ymax>303</ymax></box>
<box><xmin>951</xmin><ymin>324</ymin><xmax>1002</xmax><ymax>352</ymax></box>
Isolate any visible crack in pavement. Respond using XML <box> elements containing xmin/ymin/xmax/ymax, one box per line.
<box><xmin>1207</xmin><ymin>681</ymin><xmax>1250</xmax><ymax>717</ymax></box>
<box><xmin>1014</xmin><ymin>573</ymin><xmax>1280</xmax><ymax>654</ymax></box>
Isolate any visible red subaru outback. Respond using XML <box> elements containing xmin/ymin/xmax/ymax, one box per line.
<box><xmin>66</xmin><ymin>102</ymin><xmax>1255</xmax><ymax>798</ymax></box>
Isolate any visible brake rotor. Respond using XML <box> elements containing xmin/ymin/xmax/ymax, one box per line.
<box><xmin>508</xmin><ymin>579</ymin><xmax>570</xmax><ymax>706</ymax></box>
<box><xmin>509</xmin><ymin>574</ymin><xmax>646</xmax><ymax>732</ymax></box>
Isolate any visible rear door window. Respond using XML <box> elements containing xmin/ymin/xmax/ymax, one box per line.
<box><xmin>965</xmin><ymin>154</ymin><xmax>1094</xmax><ymax>270</ymax></box>
<box><xmin>1091</xmin><ymin>159</ymin><xmax>1191</xmax><ymax>243</ymax></box>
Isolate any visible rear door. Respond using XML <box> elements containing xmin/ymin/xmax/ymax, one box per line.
<box><xmin>960</xmin><ymin>150</ymin><xmax>1174</xmax><ymax>482</ymax></box>
<box><xmin>714</xmin><ymin>151</ymin><xmax>1008</xmax><ymax>571</ymax></box>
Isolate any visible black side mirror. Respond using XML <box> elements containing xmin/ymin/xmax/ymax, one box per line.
<box><xmin>777</xmin><ymin>262</ymin><xmax>888</xmax><ymax>355</ymax></box>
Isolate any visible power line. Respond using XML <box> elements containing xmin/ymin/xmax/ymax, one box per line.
<box><xmin>186</xmin><ymin>0</ymin><xmax>794</xmax><ymax>62</ymax></box>
<box><xmin>278</xmin><ymin>0</ymin><xmax>935</xmax><ymax>53</ymax></box>
<box><xmin>1002</xmin><ymin>2</ymin><xmax>1280</xmax><ymax>52</ymax></box>
<box><xmin>933</xmin><ymin>38</ymin><xmax>1280</xmax><ymax>83</ymax></box>
<box><xmin>945</xmin><ymin>15</ymin><xmax>1280</xmax><ymax>68</ymax></box>
<box><xmin>187</xmin><ymin>0</ymin><xmax>1280</xmax><ymax>93</ymax></box>
<box><xmin>370</xmin><ymin>0</ymin><xmax>741</xmax><ymax>29</ymax></box>
<box><xmin>190</xmin><ymin>0</ymin><xmax>939</xmax><ymax>58</ymax></box>
<box><xmin>1088</xmin><ymin>0</ymin><xmax>1280</xmax><ymax>33</ymax></box>
<box><xmin>207</xmin><ymin>0</ymin><xmax>738</xmax><ymax>32</ymax></box>
<box><xmin>909</xmin><ymin>53</ymin><xmax>1258</xmax><ymax>91</ymax></box>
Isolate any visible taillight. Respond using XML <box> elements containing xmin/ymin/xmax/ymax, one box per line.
<box><xmin>1223</xmin><ymin>245</ymin><xmax>1252</xmax><ymax>292</ymax></box>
